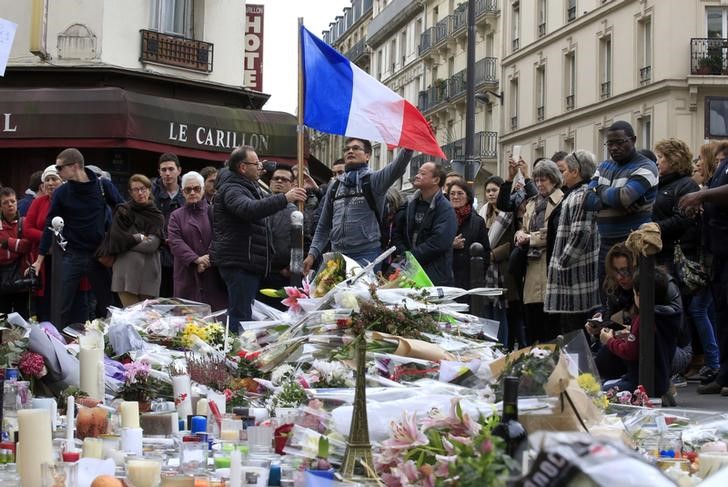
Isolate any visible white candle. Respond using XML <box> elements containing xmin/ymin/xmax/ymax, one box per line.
<box><xmin>224</xmin><ymin>315</ymin><xmax>230</xmax><ymax>354</ymax></box>
<box><xmin>66</xmin><ymin>395</ymin><xmax>75</xmax><ymax>445</ymax></box>
<box><xmin>127</xmin><ymin>458</ymin><xmax>162</xmax><ymax>487</ymax></box>
<box><xmin>229</xmin><ymin>449</ymin><xmax>242</xmax><ymax>487</ymax></box>
<box><xmin>79</xmin><ymin>332</ymin><xmax>105</xmax><ymax>401</ymax></box>
<box><xmin>220</xmin><ymin>429</ymin><xmax>239</xmax><ymax>442</ymax></box>
<box><xmin>120</xmin><ymin>401</ymin><xmax>140</xmax><ymax>429</ymax></box>
<box><xmin>121</xmin><ymin>427</ymin><xmax>143</xmax><ymax>456</ymax></box>
<box><xmin>82</xmin><ymin>437</ymin><xmax>103</xmax><ymax>459</ymax></box>
<box><xmin>196</xmin><ymin>398</ymin><xmax>209</xmax><ymax>417</ymax></box>
<box><xmin>172</xmin><ymin>374</ymin><xmax>193</xmax><ymax>419</ymax></box>
<box><xmin>17</xmin><ymin>409</ymin><xmax>53</xmax><ymax>487</ymax></box>
<box><xmin>31</xmin><ymin>397</ymin><xmax>57</xmax><ymax>431</ymax></box>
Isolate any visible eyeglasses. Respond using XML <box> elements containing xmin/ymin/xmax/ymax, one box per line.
<box><xmin>130</xmin><ymin>186</ymin><xmax>149</xmax><ymax>194</ymax></box>
<box><xmin>243</xmin><ymin>160</ymin><xmax>262</xmax><ymax>166</ymax></box>
<box><xmin>343</xmin><ymin>145</ymin><xmax>365</xmax><ymax>153</ymax></box>
<box><xmin>604</xmin><ymin>138</ymin><xmax>632</xmax><ymax>147</ymax></box>
<box><xmin>615</xmin><ymin>268</ymin><xmax>632</xmax><ymax>278</ymax></box>
<box><xmin>571</xmin><ymin>152</ymin><xmax>583</xmax><ymax>172</ymax></box>
<box><xmin>183</xmin><ymin>186</ymin><xmax>202</xmax><ymax>194</ymax></box>
<box><xmin>271</xmin><ymin>176</ymin><xmax>293</xmax><ymax>183</ymax></box>
<box><xmin>54</xmin><ymin>163</ymin><xmax>73</xmax><ymax>171</ymax></box>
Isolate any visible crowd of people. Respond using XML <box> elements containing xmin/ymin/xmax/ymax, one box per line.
<box><xmin>1</xmin><ymin>119</ymin><xmax>728</xmax><ymax>404</ymax></box>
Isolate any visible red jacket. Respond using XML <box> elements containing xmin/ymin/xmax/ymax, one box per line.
<box><xmin>0</xmin><ymin>215</ymin><xmax>32</xmax><ymax>268</ymax></box>
<box><xmin>606</xmin><ymin>316</ymin><xmax>640</xmax><ymax>361</ymax></box>
<box><xmin>25</xmin><ymin>194</ymin><xmax>51</xmax><ymax>259</ymax></box>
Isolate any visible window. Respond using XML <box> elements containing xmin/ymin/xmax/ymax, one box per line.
<box><xmin>706</xmin><ymin>97</ymin><xmax>728</xmax><ymax>138</ymax></box>
<box><xmin>510</xmin><ymin>78</ymin><xmax>519</xmax><ymax>130</ymax></box>
<box><xmin>400</xmin><ymin>31</ymin><xmax>407</xmax><ymax>67</ymax></box>
<box><xmin>389</xmin><ymin>40</ymin><xmax>397</xmax><ymax>73</ymax></box>
<box><xmin>538</xmin><ymin>0</ymin><xmax>546</xmax><ymax>37</ymax></box>
<box><xmin>565</xmin><ymin>51</ymin><xmax>575</xmax><ymax>110</ymax></box>
<box><xmin>512</xmin><ymin>1</ymin><xmax>520</xmax><ymax>51</ymax></box>
<box><xmin>536</xmin><ymin>66</ymin><xmax>545</xmax><ymax>121</ymax></box>
<box><xmin>376</xmin><ymin>48</ymin><xmax>383</xmax><ymax>80</ymax></box>
<box><xmin>707</xmin><ymin>7</ymin><xmax>728</xmax><ymax>38</ymax></box>
<box><xmin>600</xmin><ymin>36</ymin><xmax>611</xmax><ymax>99</ymax></box>
<box><xmin>639</xmin><ymin>18</ymin><xmax>652</xmax><ymax>84</ymax></box>
<box><xmin>639</xmin><ymin>115</ymin><xmax>652</xmax><ymax>150</ymax></box>
<box><xmin>151</xmin><ymin>0</ymin><xmax>194</xmax><ymax>37</ymax></box>
<box><xmin>567</xmin><ymin>0</ymin><xmax>577</xmax><ymax>22</ymax></box>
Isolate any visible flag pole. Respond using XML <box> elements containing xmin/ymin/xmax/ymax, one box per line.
<box><xmin>296</xmin><ymin>17</ymin><xmax>305</xmax><ymax>211</ymax></box>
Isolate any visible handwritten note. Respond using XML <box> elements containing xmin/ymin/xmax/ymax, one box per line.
<box><xmin>0</xmin><ymin>18</ymin><xmax>18</xmax><ymax>77</ymax></box>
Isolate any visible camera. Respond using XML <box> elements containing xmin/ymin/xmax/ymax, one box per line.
<box><xmin>14</xmin><ymin>266</ymin><xmax>41</xmax><ymax>291</ymax></box>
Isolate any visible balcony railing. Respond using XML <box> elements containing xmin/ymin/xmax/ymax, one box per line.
<box><xmin>345</xmin><ymin>39</ymin><xmax>370</xmax><ymax>63</ymax></box>
<box><xmin>538</xmin><ymin>23</ymin><xmax>546</xmax><ymax>37</ymax></box>
<box><xmin>417</xmin><ymin>57</ymin><xmax>499</xmax><ymax>112</ymax></box>
<box><xmin>408</xmin><ymin>130</ymin><xmax>499</xmax><ymax>178</ymax></box>
<box><xmin>434</xmin><ymin>15</ymin><xmax>454</xmax><ymax>46</ymax></box>
<box><xmin>537</xmin><ymin>106</ymin><xmax>544</xmax><ymax>121</ymax></box>
<box><xmin>419</xmin><ymin>27</ymin><xmax>433</xmax><ymax>55</ymax></box>
<box><xmin>567</xmin><ymin>6</ymin><xmax>576</xmax><ymax>22</ymax></box>
<box><xmin>140</xmin><ymin>29</ymin><xmax>213</xmax><ymax>73</ymax></box>
<box><xmin>691</xmin><ymin>38</ymin><xmax>728</xmax><ymax>75</ymax></box>
<box><xmin>600</xmin><ymin>81</ymin><xmax>611</xmax><ymax>99</ymax></box>
<box><xmin>640</xmin><ymin>65</ymin><xmax>652</xmax><ymax>84</ymax></box>
<box><xmin>511</xmin><ymin>116</ymin><xmax>518</xmax><ymax>130</ymax></box>
<box><xmin>452</xmin><ymin>4</ymin><xmax>468</xmax><ymax>33</ymax></box>
<box><xmin>566</xmin><ymin>94</ymin><xmax>575</xmax><ymax>110</ymax></box>
<box><xmin>475</xmin><ymin>0</ymin><xmax>499</xmax><ymax>17</ymax></box>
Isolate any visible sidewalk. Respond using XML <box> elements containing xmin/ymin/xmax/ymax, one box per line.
<box><xmin>673</xmin><ymin>382</ymin><xmax>728</xmax><ymax>412</ymax></box>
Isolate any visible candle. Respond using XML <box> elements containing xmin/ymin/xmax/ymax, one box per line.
<box><xmin>160</xmin><ymin>474</ymin><xmax>195</xmax><ymax>487</ymax></box>
<box><xmin>190</xmin><ymin>416</ymin><xmax>207</xmax><ymax>434</ymax></box>
<box><xmin>127</xmin><ymin>458</ymin><xmax>162</xmax><ymax>487</ymax></box>
<box><xmin>66</xmin><ymin>396</ymin><xmax>75</xmax><ymax>445</ymax></box>
<box><xmin>62</xmin><ymin>450</ymin><xmax>80</xmax><ymax>462</ymax></box>
<box><xmin>207</xmin><ymin>392</ymin><xmax>226</xmax><ymax>419</ymax></box>
<box><xmin>79</xmin><ymin>332</ymin><xmax>105</xmax><ymax>401</ymax></box>
<box><xmin>172</xmin><ymin>374</ymin><xmax>193</xmax><ymax>419</ymax></box>
<box><xmin>196</xmin><ymin>398</ymin><xmax>209</xmax><ymax>417</ymax></box>
<box><xmin>213</xmin><ymin>455</ymin><xmax>231</xmax><ymax>468</ymax></box>
<box><xmin>121</xmin><ymin>427</ymin><xmax>143</xmax><ymax>456</ymax></box>
<box><xmin>120</xmin><ymin>401</ymin><xmax>140</xmax><ymax>429</ymax></box>
<box><xmin>31</xmin><ymin>397</ymin><xmax>57</xmax><ymax>431</ymax></box>
<box><xmin>229</xmin><ymin>449</ymin><xmax>242</xmax><ymax>487</ymax></box>
<box><xmin>220</xmin><ymin>429</ymin><xmax>239</xmax><ymax>442</ymax></box>
<box><xmin>82</xmin><ymin>437</ymin><xmax>103</xmax><ymax>458</ymax></box>
<box><xmin>17</xmin><ymin>409</ymin><xmax>54</xmax><ymax>487</ymax></box>
<box><xmin>141</xmin><ymin>412</ymin><xmax>180</xmax><ymax>436</ymax></box>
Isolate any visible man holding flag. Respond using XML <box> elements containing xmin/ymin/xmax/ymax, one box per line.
<box><xmin>299</xmin><ymin>26</ymin><xmax>445</xmax><ymax>273</ymax></box>
<box><xmin>303</xmin><ymin>138</ymin><xmax>412</xmax><ymax>273</ymax></box>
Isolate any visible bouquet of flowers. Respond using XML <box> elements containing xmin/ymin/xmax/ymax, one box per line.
<box><xmin>117</xmin><ymin>359</ymin><xmax>169</xmax><ymax>404</ymax></box>
<box><xmin>496</xmin><ymin>346</ymin><xmax>559</xmax><ymax>398</ymax></box>
<box><xmin>577</xmin><ymin>373</ymin><xmax>609</xmax><ymax>410</ymax></box>
<box><xmin>179</xmin><ymin>319</ymin><xmax>224</xmax><ymax>349</ymax></box>
<box><xmin>311</xmin><ymin>254</ymin><xmax>349</xmax><ymax>297</ymax></box>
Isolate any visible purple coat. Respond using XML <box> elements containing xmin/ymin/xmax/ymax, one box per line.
<box><xmin>168</xmin><ymin>199</ymin><xmax>228</xmax><ymax>311</ymax></box>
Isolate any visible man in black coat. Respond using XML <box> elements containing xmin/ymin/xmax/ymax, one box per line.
<box><xmin>211</xmin><ymin>145</ymin><xmax>306</xmax><ymax>332</ymax></box>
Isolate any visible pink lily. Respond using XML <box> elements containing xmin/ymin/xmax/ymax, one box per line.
<box><xmin>381</xmin><ymin>412</ymin><xmax>428</xmax><ymax>450</ymax></box>
<box><xmin>281</xmin><ymin>286</ymin><xmax>306</xmax><ymax>313</ymax></box>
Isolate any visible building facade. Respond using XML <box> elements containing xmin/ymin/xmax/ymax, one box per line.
<box><xmin>501</xmin><ymin>0</ymin><xmax>728</xmax><ymax>166</ymax></box>
<box><xmin>0</xmin><ymin>0</ymin><xmax>324</xmax><ymax>193</ymax></box>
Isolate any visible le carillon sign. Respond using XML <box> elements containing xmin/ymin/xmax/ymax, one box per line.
<box><xmin>0</xmin><ymin>87</ymin><xmax>297</xmax><ymax>157</ymax></box>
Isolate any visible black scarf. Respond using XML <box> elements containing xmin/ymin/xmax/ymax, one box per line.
<box><xmin>103</xmin><ymin>201</ymin><xmax>165</xmax><ymax>255</ymax></box>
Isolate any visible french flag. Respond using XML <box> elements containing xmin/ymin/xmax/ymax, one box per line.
<box><xmin>301</xmin><ymin>26</ymin><xmax>446</xmax><ymax>159</ymax></box>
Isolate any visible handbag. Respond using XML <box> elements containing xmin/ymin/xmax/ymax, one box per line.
<box><xmin>673</xmin><ymin>243</ymin><xmax>708</xmax><ymax>293</ymax></box>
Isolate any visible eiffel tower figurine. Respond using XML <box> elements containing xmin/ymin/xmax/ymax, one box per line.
<box><xmin>341</xmin><ymin>334</ymin><xmax>377</xmax><ymax>480</ymax></box>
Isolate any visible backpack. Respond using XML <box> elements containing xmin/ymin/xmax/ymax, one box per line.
<box><xmin>327</xmin><ymin>173</ymin><xmax>390</xmax><ymax>248</ymax></box>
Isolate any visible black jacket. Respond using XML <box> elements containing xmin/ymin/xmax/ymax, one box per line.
<box><xmin>211</xmin><ymin>168</ymin><xmax>289</xmax><ymax>275</ymax></box>
<box><xmin>393</xmin><ymin>190</ymin><xmax>457</xmax><ymax>286</ymax></box>
<box><xmin>452</xmin><ymin>210</ymin><xmax>490</xmax><ymax>290</ymax></box>
<box><xmin>652</xmin><ymin>173</ymin><xmax>700</xmax><ymax>264</ymax></box>
<box><xmin>704</xmin><ymin>159</ymin><xmax>728</xmax><ymax>257</ymax></box>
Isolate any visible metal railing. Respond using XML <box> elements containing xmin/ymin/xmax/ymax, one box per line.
<box><xmin>566</xmin><ymin>94</ymin><xmax>575</xmax><ymax>110</ymax></box>
<box><xmin>567</xmin><ymin>6</ymin><xmax>576</xmax><ymax>21</ymax></box>
<box><xmin>475</xmin><ymin>0</ymin><xmax>499</xmax><ymax>17</ymax></box>
<box><xmin>600</xmin><ymin>81</ymin><xmax>611</xmax><ymax>99</ymax></box>
<box><xmin>419</xmin><ymin>27</ymin><xmax>433</xmax><ymax>55</ymax></box>
<box><xmin>537</xmin><ymin>106</ymin><xmax>544</xmax><ymax>121</ymax></box>
<box><xmin>434</xmin><ymin>15</ymin><xmax>453</xmax><ymax>46</ymax></box>
<box><xmin>640</xmin><ymin>65</ymin><xmax>652</xmax><ymax>84</ymax></box>
<box><xmin>538</xmin><ymin>23</ymin><xmax>546</xmax><ymax>37</ymax></box>
<box><xmin>417</xmin><ymin>57</ymin><xmax>499</xmax><ymax>112</ymax></box>
<box><xmin>408</xmin><ymin>131</ymin><xmax>499</xmax><ymax>179</ymax></box>
<box><xmin>452</xmin><ymin>4</ymin><xmax>468</xmax><ymax>33</ymax></box>
<box><xmin>140</xmin><ymin>29</ymin><xmax>213</xmax><ymax>73</ymax></box>
<box><xmin>345</xmin><ymin>39</ymin><xmax>369</xmax><ymax>63</ymax></box>
<box><xmin>691</xmin><ymin>38</ymin><xmax>728</xmax><ymax>75</ymax></box>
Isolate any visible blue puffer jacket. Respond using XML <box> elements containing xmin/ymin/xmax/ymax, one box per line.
<box><xmin>393</xmin><ymin>190</ymin><xmax>457</xmax><ymax>286</ymax></box>
<box><xmin>210</xmin><ymin>168</ymin><xmax>288</xmax><ymax>275</ymax></box>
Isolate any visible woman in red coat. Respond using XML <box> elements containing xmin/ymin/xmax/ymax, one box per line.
<box><xmin>0</xmin><ymin>187</ymin><xmax>32</xmax><ymax>317</ymax></box>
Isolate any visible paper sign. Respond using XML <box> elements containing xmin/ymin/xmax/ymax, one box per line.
<box><xmin>0</xmin><ymin>18</ymin><xmax>17</xmax><ymax>77</ymax></box>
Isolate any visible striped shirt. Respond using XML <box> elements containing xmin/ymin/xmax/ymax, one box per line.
<box><xmin>588</xmin><ymin>152</ymin><xmax>658</xmax><ymax>239</ymax></box>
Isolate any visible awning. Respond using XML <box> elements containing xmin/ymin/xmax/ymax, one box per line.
<box><xmin>0</xmin><ymin>87</ymin><xmax>297</xmax><ymax>160</ymax></box>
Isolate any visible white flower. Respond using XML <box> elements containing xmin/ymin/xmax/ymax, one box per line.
<box><xmin>338</xmin><ymin>292</ymin><xmax>360</xmax><ymax>313</ymax></box>
<box><xmin>311</xmin><ymin>359</ymin><xmax>353</xmax><ymax>386</ymax></box>
<box><xmin>271</xmin><ymin>364</ymin><xmax>295</xmax><ymax>385</ymax></box>
<box><xmin>529</xmin><ymin>347</ymin><xmax>552</xmax><ymax>359</ymax></box>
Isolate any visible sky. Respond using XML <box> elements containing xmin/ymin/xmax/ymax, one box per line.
<box><xmin>255</xmin><ymin>0</ymin><xmax>352</xmax><ymax>115</ymax></box>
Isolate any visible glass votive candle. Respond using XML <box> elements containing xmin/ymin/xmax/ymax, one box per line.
<box><xmin>126</xmin><ymin>458</ymin><xmax>162</xmax><ymax>487</ymax></box>
<box><xmin>219</xmin><ymin>418</ymin><xmax>242</xmax><ymax>442</ymax></box>
<box><xmin>160</xmin><ymin>473</ymin><xmax>195</xmax><ymax>487</ymax></box>
<box><xmin>242</xmin><ymin>457</ymin><xmax>271</xmax><ymax>487</ymax></box>
<box><xmin>179</xmin><ymin>441</ymin><xmax>208</xmax><ymax>475</ymax></box>
<box><xmin>82</xmin><ymin>437</ymin><xmax>104</xmax><ymax>459</ymax></box>
<box><xmin>42</xmin><ymin>461</ymin><xmax>78</xmax><ymax>487</ymax></box>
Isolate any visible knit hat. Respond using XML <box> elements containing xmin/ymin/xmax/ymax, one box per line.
<box><xmin>41</xmin><ymin>165</ymin><xmax>59</xmax><ymax>181</ymax></box>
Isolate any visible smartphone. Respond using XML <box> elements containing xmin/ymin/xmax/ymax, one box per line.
<box><xmin>512</xmin><ymin>145</ymin><xmax>522</xmax><ymax>162</ymax></box>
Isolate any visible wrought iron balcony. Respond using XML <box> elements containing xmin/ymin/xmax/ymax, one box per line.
<box><xmin>417</xmin><ymin>57</ymin><xmax>499</xmax><ymax>112</ymax></box>
<box><xmin>434</xmin><ymin>15</ymin><xmax>454</xmax><ymax>46</ymax></box>
<box><xmin>345</xmin><ymin>39</ymin><xmax>370</xmax><ymax>64</ymax></box>
<box><xmin>419</xmin><ymin>27</ymin><xmax>433</xmax><ymax>55</ymax></box>
<box><xmin>475</xmin><ymin>0</ymin><xmax>499</xmax><ymax>17</ymax></box>
<box><xmin>408</xmin><ymin>131</ymin><xmax>499</xmax><ymax>178</ymax></box>
<box><xmin>640</xmin><ymin>65</ymin><xmax>651</xmax><ymax>84</ymax></box>
<box><xmin>691</xmin><ymin>38</ymin><xmax>728</xmax><ymax>75</ymax></box>
<box><xmin>537</xmin><ymin>106</ymin><xmax>544</xmax><ymax>121</ymax></box>
<box><xmin>566</xmin><ymin>94</ymin><xmax>575</xmax><ymax>110</ymax></box>
<box><xmin>600</xmin><ymin>81</ymin><xmax>611</xmax><ymax>99</ymax></box>
<box><xmin>452</xmin><ymin>4</ymin><xmax>468</xmax><ymax>34</ymax></box>
<box><xmin>140</xmin><ymin>29</ymin><xmax>213</xmax><ymax>73</ymax></box>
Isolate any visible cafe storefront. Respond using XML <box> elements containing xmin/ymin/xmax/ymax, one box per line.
<box><xmin>0</xmin><ymin>86</ymin><xmax>329</xmax><ymax>192</ymax></box>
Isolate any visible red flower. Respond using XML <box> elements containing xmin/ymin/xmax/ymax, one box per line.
<box><xmin>18</xmin><ymin>352</ymin><xmax>46</xmax><ymax>378</ymax></box>
<box><xmin>223</xmin><ymin>388</ymin><xmax>233</xmax><ymax>401</ymax></box>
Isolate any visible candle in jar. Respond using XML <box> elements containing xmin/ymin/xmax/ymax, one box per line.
<box><xmin>219</xmin><ymin>429</ymin><xmax>239</xmax><ymax>442</ymax></box>
<box><xmin>66</xmin><ymin>395</ymin><xmax>75</xmax><ymax>444</ymax></box>
<box><xmin>160</xmin><ymin>474</ymin><xmax>195</xmax><ymax>487</ymax></box>
<box><xmin>82</xmin><ymin>437</ymin><xmax>103</xmax><ymax>459</ymax></box>
<box><xmin>196</xmin><ymin>398</ymin><xmax>209</xmax><ymax>417</ymax></box>
<box><xmin>127</xmin><ymin>458</ymin><xmax>162</xmax><ymax>487</ymax></box>
<box><xmin>120</xmin><ymin>401</ymin><xmax>140</xmax><ymax>429</ymax></box>
<box><xmin>141</xmin><ymin>412</ymin><xmax>179</xmax><ymax>436</ymax></box>
<box><xmin>17</xmin><ymin>409</ymin><xmax>53</xmax><ymax>487</ymax></box>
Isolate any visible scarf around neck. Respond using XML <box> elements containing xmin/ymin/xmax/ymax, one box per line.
<box><xmin>455</xmin><ymin>204</ymin><xmax>472</xmax><ymax>227</ymax></box>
